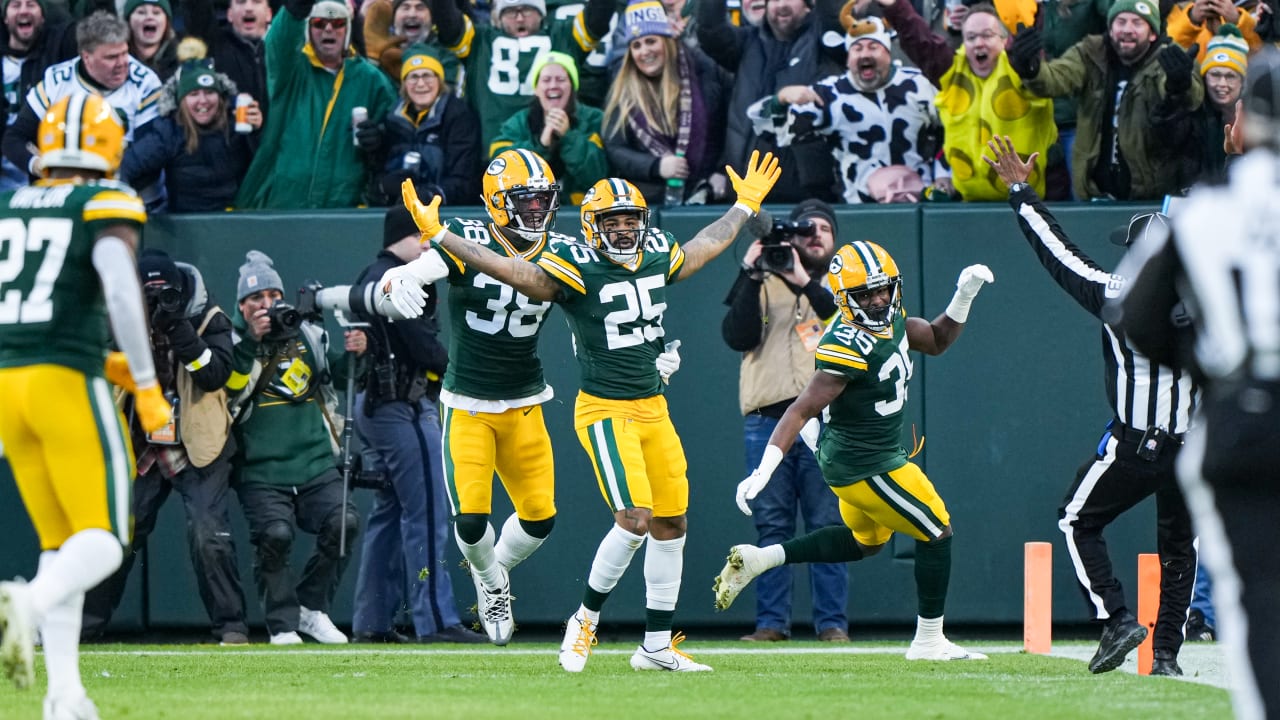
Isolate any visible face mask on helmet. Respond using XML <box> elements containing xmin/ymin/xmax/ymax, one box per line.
<box><xmin>581</xmin><ymin>178</ymin><xmax>650</xmax><ymax>263</ymax></box>
<box><xmin>829</xmin><ymin>241</ymin><xmax>902</xmax><ymax>331</ymax></box>
<box><xmin>483</xmin><ymin>150</ymin><xmax>560</xmax><ymax>242</ymax></box>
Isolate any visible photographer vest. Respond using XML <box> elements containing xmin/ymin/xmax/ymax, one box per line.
<box><xmin>738</xmin><ymin>274</ymin><xmax>830</xmax><ymax>416</ymax></box>
<box><xmin>177</xmin><ymin>306</ymin><xmax>234</xmax><ymax>467</ymax></box>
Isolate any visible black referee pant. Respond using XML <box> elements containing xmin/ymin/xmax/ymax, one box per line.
<box><xmin>1057</xmin><ymin>423</ymin><xmax>1196</xmax><ymax>655</ymax></box>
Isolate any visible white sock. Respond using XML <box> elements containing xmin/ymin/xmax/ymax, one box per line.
<box><xmin>761</xmin><ymin>544</ymin><xmax>786</xmax><ymax>568</ymax></box>
<box><xmin>914</xmin><ymin>615</ymin><xmax>944</xmax><ymax>644</ymax></box>
<box><xmin>41</xmin><ymin>590</ymin><xmax>85</xmax><ymax>699</ymax></box>
<box><xmin>28</xmin><ymin>529</ymin><xmax>123</xmax><ymax>618</ymax></box>
<box><xmin>455</xmin><ymin>523</ymin><xmax>505</xmax><ymax>589</ymax></box>
<box><xmin>493</xmin><ymin>513</ymin><xmax>545</xmax><ymax>571</ymax></box>
<box><xmin>643</xmin><ymin>535</ymin><xmax>684</xmax><ymax>612</ymax></box>
<box><xmin>576</xmin><ymin>603</ymin><xmax>601</xmax><ymax>627</ymax></box>
<box><xmin>586</xmin><ymin>524</ymin><xmax>645</xmax><ymax>595</ymax></box>
<box><xmin>643</xmin><ymin>630</ymin><xmax>672</xmax><ymax>651</ymax></box>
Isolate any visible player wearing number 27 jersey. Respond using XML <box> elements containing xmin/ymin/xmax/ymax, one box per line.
<box><xmin>0</xmin><ymin>94</ymin><xmax>170</xmax><ymax>717</ymax></box>
<box><xmin>399</xmin><ymin>150</ymin><xmax>783</xmax><ymax>673</ymax></box>
<box><xmin>714</xmin><ymin>240</ymin><xmax>996</xmax><ymax>662</ymax></box>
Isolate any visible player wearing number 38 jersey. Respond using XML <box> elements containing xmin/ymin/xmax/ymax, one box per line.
<box><xmin>0</xmin><ymin>94</ymin><xmax>171</xmax><ymax>718</ymax></box>
<box><xmin>401</xmin><ymin>150</ymin><xmax>784</xmax><ymax>673</ymax></box>
<box><xmin>714</xmin><ymin>240</ymin><xmax>996</xmax><ymax>662</ymax></box>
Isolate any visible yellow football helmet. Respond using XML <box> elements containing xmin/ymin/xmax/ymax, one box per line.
<box><xmin>38</xmin><ymin>93</ymin><xmax>125</xmax><ymax>179</ymax></box>
<box><xmin>828</xmin><ymin>241</ymin><xmax>902</xmax><ymax>331</ymax></box>
<box><xmin>482</xmin><ymin>148</ymin><xmax>560</xmax><ymax>242</ymax></box>
<box><xmin>580</xmin><ymin>178</ymin><xmax>649</xmax><ymax>262</ymax></box>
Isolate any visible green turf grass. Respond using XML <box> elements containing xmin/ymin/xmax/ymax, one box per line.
<box><xmin>0</xmin><ymin>642</ymin><xmax>1231</xmax><ymax>719</ymax></box>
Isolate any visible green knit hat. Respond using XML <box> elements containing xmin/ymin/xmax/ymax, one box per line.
<box><xmin>1107</xmin><ymin>0</ymin><xmax>1160</xmax><ymax>35</ymax></box>
<box><xmin>1</xmin><ymin>0</ymin><xmax>47</xmax><ymax>14</ymax></box>
<box><xmin>124</xmin><ymin>0</ymin><xmax>172</xmax><ymax>19</ymax></box>
<box><xmin>176</xmin><ymin>60</ymin><xmax>219</xmax><ymax>99</ymax></box>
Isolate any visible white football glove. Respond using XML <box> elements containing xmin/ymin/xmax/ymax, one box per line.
<box><xmin>799</xmin><ymin>417</ymin><xmax>821</xmax><ymax>453</ymax></box>
<box><xmin>656</xmin><ymin>339</ymin><xmax>682</xmax><ymax>383</ymax></box>
<box><xmin>944</xmin><ymin>263</ymin><xmax>994</xmax><ymax>323</ymax></box>
<box><xmin>736</xmin><ymin>445</ymin><xmax>784</xmax><ymax>515</ymax></box>
<box><xmin>375</xmin><ymin>250</ymin><xmax>448</xmax><ymax>321</ymax></box>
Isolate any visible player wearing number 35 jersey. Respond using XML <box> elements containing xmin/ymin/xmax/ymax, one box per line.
<box><xmin>714</xmin><ymin>240</ymin><xmax>996</xmax><ymax>662</ymax></box>
<box><xmin>0</xmin><ymin>94</ymin><xmax>171</xmax><ymax>718</ymax></box>
<box><xmin>402</xmin><ymin>151</ymin><xmax>783</xmax><ymax>672</ymax></box>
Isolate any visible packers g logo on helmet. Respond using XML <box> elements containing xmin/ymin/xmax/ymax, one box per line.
<box><xmin>829</xmin><ymin>241</ymin><xmax>902</xmax><ymax>331</ymax></box>
<box><xmin>38</xmin><ymin>93</ymin><xmax>126</xmax><ymax>179</ymax></box>
<box><xmin>580</xmin><ymin>178</ymin><xmax>649</xmax><ymax>262</ymax></box>
<box><xmin>482</xmin><ymin>149</ymin><xmax>560</xmax><ymax>242</ymax></box>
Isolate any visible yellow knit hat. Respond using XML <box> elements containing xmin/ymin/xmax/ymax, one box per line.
<box><xmin>1202</xmin><ymin>24</ymin><xmax>1248</xmax><ymax>77</ymax></box>
<box><xmin>400</xmin><ymin>44</ymin><xmax>445</xmax><ymax>83</ymax></box>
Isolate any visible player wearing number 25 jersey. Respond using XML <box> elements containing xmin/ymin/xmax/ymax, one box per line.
<box><xmin>0</xmin><ymin>94</ymin><xmax>170</xmax><ymax>718</ymax></box>
<box><xmin>714</xmin><ymin>240</ymin><xmax>996</xmax><ymax>662</ymax></box>
<box><xmin>399</xmin><ymin>150</ymin><xmax>782</xmax><ymax>673</ymax></box>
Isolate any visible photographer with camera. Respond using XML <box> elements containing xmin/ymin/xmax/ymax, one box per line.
<box><xmin>347</xmin><ymin>208</ymin><xmax>485</xmax><ymax>644</ymax></box>
<box><xmin>81</xmin><ymin>249</ymin><xmax>250</xmax><ymax>646</ymax></box>
<box><xmin>720</xmin><ymin>199</ymin><xmax>850</xmax><ymax>643</ymax></box>
<box><xmin>227</xmin><ymin>250</ymin><xmax>365</xmax><ymax>645</ymax></box>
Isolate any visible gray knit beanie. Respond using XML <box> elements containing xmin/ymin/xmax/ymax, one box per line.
<box><xmin>237</xmin><ymin>250</ymin><xmax>284</xmax><ymax>301</ymax></box>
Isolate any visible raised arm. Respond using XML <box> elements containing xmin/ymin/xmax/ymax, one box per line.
<box><xmin>674</xmin><ymin>150</ymin><xmax>782</xmax><ymax>281</ymax></box>
<box><xmin>906</xmin><ymin>264</ymin><xmax>994</xmax><ymax>355</ymax></box>
<box><xmin>401</xmin><ymin>179</ymin><xmax>562</xmax><ymax>301</ymax></box>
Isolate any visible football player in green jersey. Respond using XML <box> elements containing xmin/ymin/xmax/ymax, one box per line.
<box><xmin>0</xmin><ymin>94</ymin><xmax>171</xmax><ymax>718</ymax></box>
<box><xmin>322</xmin><ymin>148</ymin><xmax>571</xmax><ymax>646</ymax></box>
<box><xmin>401</xmin><ymin>149</ymin><xmax>782</xmax><ymax>672</ymax></box>
<box><xmin>713</xmin><ymin>240</ymin><xmax>995</xmax><ymax>661</ymax></box>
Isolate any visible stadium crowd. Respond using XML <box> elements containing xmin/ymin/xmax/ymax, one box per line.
<box><xmin>1</xmin><ymin>0</ymin><xmax>1267</xmax><ymax>209</ymax></box>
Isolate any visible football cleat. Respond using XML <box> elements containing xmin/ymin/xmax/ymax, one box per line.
<box><xmin>558</xmin><ymin>611</ymin><xmax>597</xmax><ymax>673</ymax></box>
<box><xmin>630</xmin><ymin>633</ymin><xmax>712</xmax><ymax>672</ymax></box>
<box><xmin>713</xmin><ymin>544</ymin><xmax>769</xmax><ymax>611</ymax></box>
<box><xmin>43</xmin><ymin>693</ymin><xmax>100</xmax><ymax>720</ymax></box>
<box><xmin>0</xmin><ymin>579</ymin><xmax>36</xmax><ymax>690</ymax></box>
<box><xmin>1088</xmin><ymin>615</ymin><xmax>1147</xmax><ymax>674</ymax></box>
<box><xmin>905</xmin><ymin>637</ymin><xmax>988</xmax><ymax>661</ymax></box>
<box><xmin>472</xmin><ymin>566</ymin><xmax>514</xmax><ymax>646</ymax></box>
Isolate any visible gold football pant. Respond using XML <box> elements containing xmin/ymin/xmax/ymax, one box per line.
<box><xmin>832</xmin><ymin>462</ymin><xmax>950</xmax><ymax>545</ymax></box>
<box><xmin>0</xmin><ymin>365</ymin><xmax>133</xmax><ymax>550</ymax></box>
<box><xmin>574</xmin><ymin>392</ymin><xmax>689</xmax><ymax>517</ymax></box>
<box><xmin>440</xmin><ymin>403</ymin><xmax>555</xmax><ymax>521</ymax></box>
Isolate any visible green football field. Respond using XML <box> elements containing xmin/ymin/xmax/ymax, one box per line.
<box><xmin>0</xmin><ymin>641</ymin><xmax>1233</xmax><ymax>719</ymax></box>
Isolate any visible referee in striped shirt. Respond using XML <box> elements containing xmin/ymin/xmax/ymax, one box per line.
<box><xmin>984</xmin><ymin>136</ymin><xmax>1199</xmax><ymax>677</ymax></box>
<box><xmin>1115</xmin><ymin>48</ymin><xmax>1280</xmax><ymax>720</ymax></box>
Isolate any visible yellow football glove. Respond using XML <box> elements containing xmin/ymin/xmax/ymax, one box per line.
<box><xmin>134</xmin><ymin>383</ymin><xmax>173</xmax><ymax>434</ymax></box>
<box><xmin>401</xmin><ymin>178</ymin><xmax>445</xmax><ymax>243</ymax></box>
<box><xmin>726</xmin><ymin>150</ymin><xmax>782</xmax><ymax>215</ymax></box>
<box><xmin>104</xmin><ymin>352</ymin><xmax>136</xmax><ymax>392</ymax></box>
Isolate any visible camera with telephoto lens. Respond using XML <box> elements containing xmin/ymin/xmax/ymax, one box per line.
<box><xmin>755</xmin><ymin>220</ymin><xmax>816</xmax><ymax>274</ymax></box>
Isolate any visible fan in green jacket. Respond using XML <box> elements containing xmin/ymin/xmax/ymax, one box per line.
<box><xmin>235</xmin><ymin>0</ymin><xmax>396</xmax><ymax>209</ymax></box>
<box><xmin>490</xmin><ymin>51</ymin><xmax>609</xmax><ymax>205</ymax></box>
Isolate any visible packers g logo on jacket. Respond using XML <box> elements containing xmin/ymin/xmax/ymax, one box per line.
<box><xmin>829</xmin><ymin>241</ymin><xmax>902</xmax><ymax>331</ymax></box>
<box><xmin>38</xmin><ymin>93</ymin><xmax>125</xmax><ymax>179</ymax></box>
<box><xmin>580</xmin><ymin>178</ymin><xmax>649</xmax><ymax>262</ymax></box>
<box><xmin>483</xmin><ymin>149</ymin><xmax>561</xmax><ymax>242</ymax></box>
